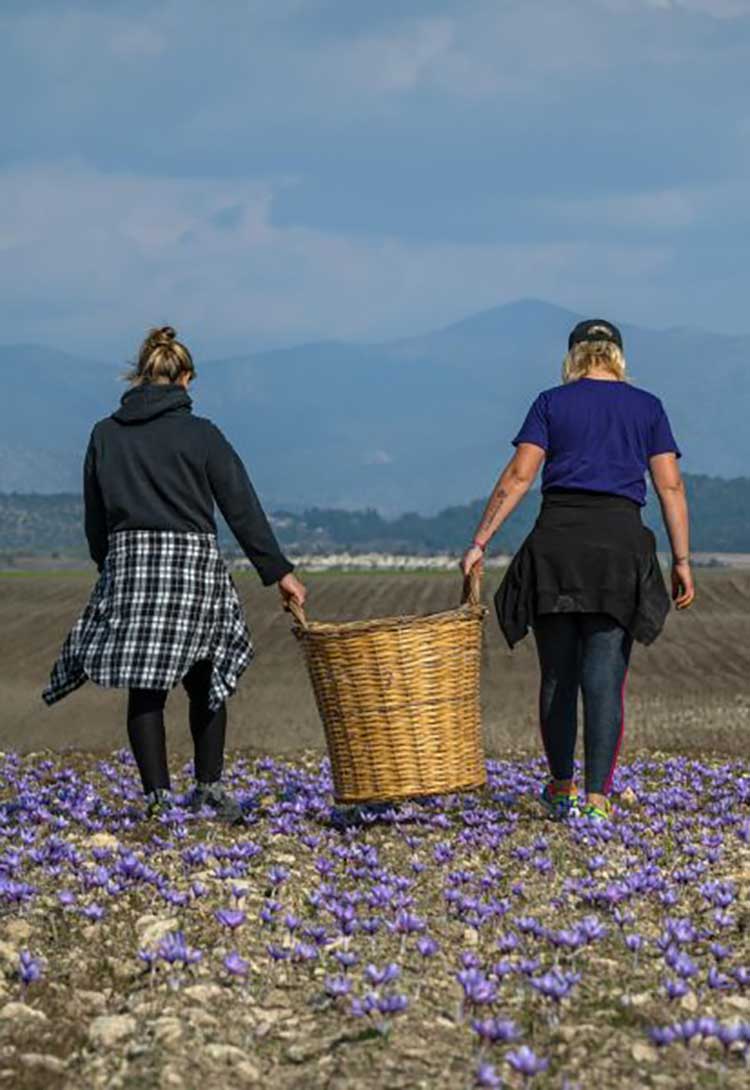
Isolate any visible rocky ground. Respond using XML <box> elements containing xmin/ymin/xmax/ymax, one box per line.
<box><xmin>1</xmin><ymin>749</ymin><xmax>750</xmax><ymax>1090</ymax></box>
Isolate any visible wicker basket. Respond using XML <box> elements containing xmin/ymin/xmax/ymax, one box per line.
<box><xmin>288</xmin><ymin>569</ymin><xmax>488</xmax><ymax>804</ymax></box>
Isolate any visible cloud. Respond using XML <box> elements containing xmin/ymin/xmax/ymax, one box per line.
<box><xmin>0</xmin><ymin>2</ymin><xmax>749</xmax><ymax>346</ymax></box>
<box><xmin>535</xmin><ymin>187</ymin><xmax>699</xmax><ymax>231</ymax></box>
<box><xmin>640</xmin><ymin>0</ymin><xmax>750</xmax><ymax>15</ymax></box>
<box><xmin>0</xmin><ymin>162</ymin><xmax>675</xmax><ymax>356</ymax></box>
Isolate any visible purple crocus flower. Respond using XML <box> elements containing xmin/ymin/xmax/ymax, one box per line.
<box><xmin>18</xmin><ymin>950</ymin><xmax>42</xmax><ymax>986</ymax></box>
<box><xmin>497</xmin><ymin>933</ymin><xmax>521</xmax><ymax>954</ymax></box>
<box><xmin>417</xmin><ymin>936</ymin><xmax>440</xmax><ymax>958</ymax></box>
<box><xmin>292</xmin><ymin>942</ymin><xmax>318</xmax><ymax>962</ymax></box>
<box><xmin>365</xmin><ymin>963</ymin><xmax>400</xmax><ymax>986</ymax></box>
<box><xmin>224</xmin><ymin>952</ymin><xmax>249</xmax><ymax>977</ymax></box>
<box><xmin>664</xmin><ymin>977</ymin><xmax>689</xmax><ymax>1001</ymax></box>
<box><xmin>506</xmin><ymin>1045</ymin><xmax>549</xmax><ymax>1077</ymax></box>
<box><xmin>324</xmin><ymin>975</ymin><xmax>352</xmax><ymax>998</ymax></box>
<box><xmin>471</xmin><ymin>1016</ymin><xmax>521</xmax><ymax>1043</ymax></box>
<box><xmin>707</xmin><ymin>967</ymin><xmax>733</xmax><ymax>991</ymax></box>
<box><xmin>457</xmin><ymin>968</ymin><xmax>497</xmax><ymax>1006</ymax></box>
<box><xmin>81</xmin><ymin>903</ymin><xmax>105</xmax><ymax>921</ymax></box>
<box><xmin>530</xmin><ymin>970</ymin><xmax>581</xmax><ymax>1003</ymax></box>
<box><xmin>667</xmin><ymin>950</ymin><xmax>698</xmax><ymax>980</ymax></box>
<box><xmin>376</xmin><ymin>993</ymin><xmax>408</xmax><ymax>1015</ymax></box>
<box><xmin>157</xmin><ymin>931</ymin><xmax>202</xmax><ymax>966</ymax></box>
<box><xmin>215</xmin><ymin>908</ymin><xmax>246</xmax><ymax>930</ymax></box>
<box><xmin>474</xmin><ymin>1061</ymin><xmax>503</xmax><ymax>1088</ymax></box>
<box><xmin>650</xmin><ymin>1025</ymin><xmax>677</xmax><ymax>1047</ymax></box>
<box><xmin>389</xmin><ymin>910</ymin><xmax>426</xmax><ymax>935</ymax></box>
<box><xmin>334</xmin><ymin>950</ymin><xmax>359</xmax><ymax>969</ymax></box>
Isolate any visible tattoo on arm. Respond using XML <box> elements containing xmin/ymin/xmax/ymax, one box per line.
<box><xmin>476</xmin><ymin>485</ymin><xmax>508</xmax><ymax>542</ymax></box>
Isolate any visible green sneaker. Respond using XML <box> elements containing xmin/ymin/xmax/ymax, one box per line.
<box><xmin>579</xmin><ymin>798</ymin><xmax>613</xmax><ymax>822</ymax></box>
<box><xmin>540</xmin><ymin>782</ymin><xmax>580</xmax><ymax>821</ymax></box>
<box><xmin>144</xmin><ymin>787</ymin><xmax>173</xmax><ymax>819</ymax></box>
<box><xmin>189</xmin><ymin>781</ymin><xmax>244</xmax><ymax>825</ymax></box>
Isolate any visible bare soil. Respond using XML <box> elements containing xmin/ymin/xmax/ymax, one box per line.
<box><xmin>1</xmin><ymin>569</ymin><xmax>748</xmax><ymax>759</ymax></box>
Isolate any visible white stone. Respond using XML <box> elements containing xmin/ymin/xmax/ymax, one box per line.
<box><xmin>632</xmin><ymin>1043</ymin><xmax>658</xmax><ymax>1063</ymax></box>
<box><xmin>3</xmin><ymin>919</ymin><xmax>31</xmax><ymax>943</ymax></box>
<box><xmin>182</xmin><ymin>984</ymin><xmax>224</xmax><ymax>1005</ymax></box>
<box><xmin>88</xmin><ymin>1014</ymin><xmax>137</xmax><ymax>1047</ymax></box>
<box><xmin>87</xmin><ymin>832</ymin><xmax>121</xmax><ymax>851</ymax></box>
<box><xmin>152</xmin><ymin>1017</ymin><xmax>183</xmax><ymax>1047</ymax></box>
<box><xmin>160</xmin><ymin>1068</ymin><xmax>185</xmax><ymax>1090</ymax></box>
<box><xmin>20</xmin><ymin>1054</ymin><xmax>66</xmax><ymax>1074</ymax></box>
<box><xmin>0</xmin><ymin>1002</ymin><xmax>47</xmax><ymax>1023</ymax></box>
<box><xmin>0</xmin><ymin>941</ymin><xmax>17</xmax><ymax>966</ymax></box>
<box><xmin>204</xmin><ymin>1043</ymin><xmax>253</xmax><ymax>1066</ymax></box>
<box><xmin>135</xmin><ymin>916</ymin><xmax>179</xmax><ymax>948</ymax></box>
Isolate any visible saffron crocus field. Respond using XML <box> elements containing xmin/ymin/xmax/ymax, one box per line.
<box><xmin>1</xmin><ymin>751</ymin><xmax>749</xmax><ymax>1090</ymax></box>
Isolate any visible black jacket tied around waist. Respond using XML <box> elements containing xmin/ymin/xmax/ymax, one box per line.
<box><xmin>495</xmin><ymin>490</ymin><xmax>671</xmax><ymax>648</ymax></box>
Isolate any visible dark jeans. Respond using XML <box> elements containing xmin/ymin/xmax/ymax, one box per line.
<box><xmin>127</xmin><ymin>659</ymin><xmax>226</xmax><ymax>794</ymax></box>
<box><xmin>533</xmin><ymin>613</ymin><xmax>632</xmax><ymax>796</ymax></box>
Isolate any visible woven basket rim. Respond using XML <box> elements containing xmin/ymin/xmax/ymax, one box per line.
<box><xmin>293</xmin><ymin>601</ymin><xmax>487</xmax><ymax>638</ymax></box>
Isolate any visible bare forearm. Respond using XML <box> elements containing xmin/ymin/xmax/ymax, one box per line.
<box><xmin>473</xmin><ymin>470</ymin><xmax>531</xmax><ymax>546</ymax></box>
<box><xmin>657</xmin><ymin>484</ymin><xmax>690</xmax><ymax>560</ymax></box>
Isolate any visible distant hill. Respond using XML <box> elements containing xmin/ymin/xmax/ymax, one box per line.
<box><xmin>2</xmin><ymin>474</ymin><xmax>749</xmax><ymax>559</ymax></box>
<box><xmin>2</xmin><ymin>300</ymin><xmax>748</xmax><ymax>510</ymax></box>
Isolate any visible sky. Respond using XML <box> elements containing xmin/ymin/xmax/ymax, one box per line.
<box><xmin>2</xmin><ymin>0</ymin><xmax>749</xmax><ymax>359</ymax></box>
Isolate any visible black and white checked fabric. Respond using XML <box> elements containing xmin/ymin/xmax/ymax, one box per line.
<box><xmin>43</xmin><ymin>531</ymin><xmax>253</xmax><ymax>711</ymax></box>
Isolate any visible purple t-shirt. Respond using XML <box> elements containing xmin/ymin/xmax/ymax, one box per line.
<box><xmin>513</xmin><ymin>378</ymin><xmax>681</xmax><ymax>506</ymax></box>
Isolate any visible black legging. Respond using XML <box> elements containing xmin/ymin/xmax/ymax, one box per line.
<box><xmin>533</xmin><ymin>613</ymin><xmax>632</xmax><ymax>796</ymax></box>
<box><xmin>127</xmin><ymin>660</ymin><xmax>226</xmax><ymax>794</ymax></box>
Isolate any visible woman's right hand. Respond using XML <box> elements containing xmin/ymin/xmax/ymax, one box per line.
<box><xmin>279</xmin><ymin>572</ymin><xmax>307</xmax><ymax>610</ymax></box>
<box><xmin>460</xmin><ymin>545</ymin><xmax>484</xmax><ymax>578</ymax></box>
<box><xmin>671</xmin><ymin>560</ymin><xmax>695</xmax><ymax>610</ymax></box>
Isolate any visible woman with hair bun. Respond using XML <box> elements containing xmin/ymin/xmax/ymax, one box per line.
<box><xmin>43</xmin><ymin>326</ymin><xmax>306</xmax><ymax>822</ymax></box>
<box><xmin>461</xmin><ymin>319</ymin><xmax>694</xmax><ymax>822</ymax></box>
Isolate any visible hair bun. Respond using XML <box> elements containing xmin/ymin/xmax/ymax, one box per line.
<box><xmin>145</xmin><ymin>325</ymin><xmax>177</xmax><ymax>349</ymax></box>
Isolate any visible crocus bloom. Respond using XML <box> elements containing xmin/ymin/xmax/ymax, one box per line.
<box><xmin>215</xmin><ymin>908</ymin><xmax>246</xmax><ymax>930</ymax></box>
<box><xmin>224</xmin><ymin>952</ymin><xmax>249</xmax><ymax>977</ymax></box>
<box><xmin>506</xmin><ymin>1046</ymin><xmax>549</xmax><ymax>1077</ymax></box>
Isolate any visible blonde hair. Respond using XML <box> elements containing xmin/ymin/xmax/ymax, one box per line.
<box><xmin>562</xmin><ymin>340</ymin><xmax>627</xmax><ymax>384</ymax></box>
<box><xmin>126</xmin><ymin>326</ymin><xmax>196</xmax><ymax>385</ymax></box>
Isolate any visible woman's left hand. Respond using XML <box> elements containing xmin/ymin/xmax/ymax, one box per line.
<box><xmin>279</xmin><ymin>572</ymin><xmax>307</xmax><ymax>609</ymax></box>
<box><xmin>460</xmin><ymin>545</ymin><xmax>484</xmax><ymax>578</ymax></box>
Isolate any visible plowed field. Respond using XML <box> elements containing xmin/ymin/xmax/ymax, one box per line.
<box><xmin>1</xmin><ymin>568</ymin><xmax>748</xmax><ymax>757</ymax></box>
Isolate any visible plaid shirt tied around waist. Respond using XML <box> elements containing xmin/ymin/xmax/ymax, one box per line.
<box><xmin>43</xmin><ymin>530</ymin><xmax>253</xmax><ymax>711</ymax></box>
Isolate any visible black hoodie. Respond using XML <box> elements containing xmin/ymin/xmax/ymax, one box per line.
<box><xmin>83</xmin><ymin>383</ymin><xmax>293</xmax><ymax>585</ymax></box>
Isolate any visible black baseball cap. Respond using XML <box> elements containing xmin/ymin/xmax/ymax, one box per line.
<box><xmin>568</xmin><ymin>319</ymin><xmax>623</xmax><ymax>351</ymax></box>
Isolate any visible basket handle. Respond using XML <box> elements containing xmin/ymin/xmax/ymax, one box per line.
<box><xmin>285</xmin><ymin>597</ymin><xmax>309</xmax><ymax>629</ymax></box>
<box><xmin>461</xmin><ymin>563</ymin><xmax>483</xmax><ymax>608</ymax></box>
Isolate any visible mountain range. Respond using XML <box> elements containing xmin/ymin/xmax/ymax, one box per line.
<box><xmin>2</xmin><ymin>300</ymin><xmax>746</xmax><ymax>512</ymax></box>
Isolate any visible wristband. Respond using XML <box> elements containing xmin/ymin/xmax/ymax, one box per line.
<box><xmin>472</xmin><ymin>539</ymin><xmax>487</xmax><ymax>553</ymax></box>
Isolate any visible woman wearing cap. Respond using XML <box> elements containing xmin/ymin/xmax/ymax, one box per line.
<box><xmin>43</xmin><ymin>326</ymin><xmax>307</xmax><ymax>822</ymax></box>
<box><xmin>461</xmin><ymin>320</ymin><xmax>693</xmax><ymax>822</ymax></box>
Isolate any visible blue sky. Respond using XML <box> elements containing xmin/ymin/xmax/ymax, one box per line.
<box><xmin>2</xmin><ymin>0</ymin><xmax>749</xmax><ymax>358</ymax></box>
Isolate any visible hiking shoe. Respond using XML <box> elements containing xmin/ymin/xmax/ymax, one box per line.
<box><xmin>189</xmin><ymin>781</ymin><xmax>244</xmax><ymax>825</ymax></box>
<box><xmin>144</xmin><ymin>788</ymin><xmax>173</xmax><ymax>819</ymax></box>
<box><xmin>540</xmin><ymin>782</ymin><xmax>580</xmax><ymax>822</ymax></box>
<box><xmin>579</xmin><ymin>798</ymin><xmax>613</xmax><ymax>822</ymax></box>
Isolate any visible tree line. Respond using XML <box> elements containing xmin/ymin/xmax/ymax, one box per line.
<box><xmin>1</xmin><ymin>474</ymin><xmax>749</xmax><ymax>560</ymax></box>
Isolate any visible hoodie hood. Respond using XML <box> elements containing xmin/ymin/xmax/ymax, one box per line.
<box><xmin>112</xmin><ymin>383</ymin><xmax>193</xmax><ymax>425</ymax></box>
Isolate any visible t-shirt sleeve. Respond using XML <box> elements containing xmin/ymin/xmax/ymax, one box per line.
<box><xmin>512</xmin><ymin>394</ymin><xmax>549</xmax><ymax>451</ymax></box>
<box><xmin>649</xmin><ymin>401</ymin><xmax>682</xmax><ymax>459</ymax></box>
